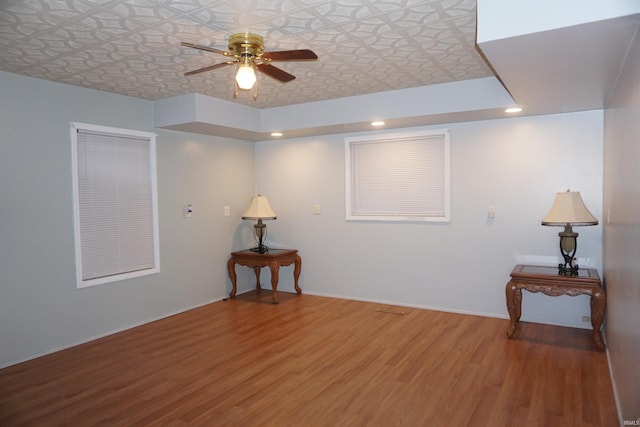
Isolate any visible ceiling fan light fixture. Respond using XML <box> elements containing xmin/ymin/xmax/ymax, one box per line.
<box><xmin>235</xmin><ymin>58</ymin><xmax>256</xmax><ymax>90</ymax></box>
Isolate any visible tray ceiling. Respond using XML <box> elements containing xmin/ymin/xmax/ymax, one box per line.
<box><xmin>0</xmin><ymin>0</ymin><xmax>493</xmax><ymax>109</ymax></box>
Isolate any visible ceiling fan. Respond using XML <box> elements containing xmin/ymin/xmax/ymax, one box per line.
<box><xmin>181</xmin><ymin>33</ymin><xmax>318</xmax><ymax>100</ymax></box>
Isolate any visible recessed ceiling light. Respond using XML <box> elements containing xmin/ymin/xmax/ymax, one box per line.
<box><xmin>371</xmin><ymin>121</ymin><xmax>385</xmax><ymax>127</ymax></box>
<box><xmin>270</xmin><ymin>132</ymin><xmax>283</xmax><ymax>137</ymax></box>
<box><xmin>505</xmin><ymin>107</ymin><xmax>523</xmax><ymax>113</ymax></box>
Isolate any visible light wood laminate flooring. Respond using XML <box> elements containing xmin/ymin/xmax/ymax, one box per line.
<box><xmin>0</xmin><ymin>292</ymin><xmax>618</xmax><ymax>426</ymax></box>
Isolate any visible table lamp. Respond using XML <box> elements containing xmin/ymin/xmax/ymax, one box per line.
<box><xmin>242</xmin><ymin>195</ymin><xmax>277</xmax><ymax>253</ymax></box>
<box><xmin>541</xmin><ymin>189</ymin><xmax>598</xmax><ymax>275</ymax></box>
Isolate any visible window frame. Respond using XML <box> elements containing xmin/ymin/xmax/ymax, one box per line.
<box><xmin>345</xmin><ymin>129</ymin><xmax>451</xmax><ymax>222</ymax></box>
<box><xmin>71</xmin><ymin>122</ymin><xmax>160</xmax><ymax>288</ymax></box>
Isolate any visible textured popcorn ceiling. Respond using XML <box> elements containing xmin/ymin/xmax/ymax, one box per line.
<box><xmin>0</xmin><ymin>0</ymin><xmax>493</xmax><ymax>108</ymax></box>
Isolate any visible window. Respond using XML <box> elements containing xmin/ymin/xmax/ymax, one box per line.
<box><xmin>71</xmin><ymin>122</ymin><xmax>160</xmax><ymax>288</ymax></box>
<box><xmin>345</xmin><ymin>129</ymin><xmax>450</xmax><ymax>222</ymax></box>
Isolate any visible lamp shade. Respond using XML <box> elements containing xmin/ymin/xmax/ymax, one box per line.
<box><xmin>541</xmin><ymin>190</ymin><xmax>598</xmax><ymax>226</ymax></box>
<box><xmin>242</xmin><ymin>195</ymin><xmax>277</xmax><ymax>220</ymax></box>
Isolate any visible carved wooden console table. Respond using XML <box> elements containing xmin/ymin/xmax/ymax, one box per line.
<box><xmin>505</xmin><ymin>264</ymin><xmax>606</xmax><ymax>350</ymax></box>
<box><xmin>227</xmin><ymin>249</ymin><xmax>301</xmax><ymax>304</ymax></box>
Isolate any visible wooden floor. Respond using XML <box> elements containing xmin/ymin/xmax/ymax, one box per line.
<box><xmin>0</xmin><ymin>292</ymin><xmax>618</xmax><ymax>426</ymax></box>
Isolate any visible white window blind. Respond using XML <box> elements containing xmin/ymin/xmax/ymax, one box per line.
<box><xmin>71</xmin><ymin>123</ymin><xmax>160</xmax><ymax>288</ymax></box>
<box><xmin>345</xmin><ymin>130</ymin><xmax>450</xmax><ymax>222</ymax></box>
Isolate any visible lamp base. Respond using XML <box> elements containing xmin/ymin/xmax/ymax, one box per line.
<box><xmin>250</xmin><ymin>244</ymin><xmax>269</xmax><ymax>254</ymax></box>
<box><xmin>250</xmin><ymin>219</ymin><xmax>269</xmax><ymax>253</ymax></box>
<box><xmin>557</xmin><ymin>224</ymin><xmax>579</xmax><ymax>276</ymax></box>
<box><xmin>558</xmin><ymin>263</ymin><xmax>579</xmax><ymax>276</ymax></box>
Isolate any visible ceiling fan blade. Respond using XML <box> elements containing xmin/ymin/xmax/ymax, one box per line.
<box><xmin>256</xmin><ymin>63</ymin><xmax>296</xmax><ymax>82</ymax></box>
<box><xmin>181</xmin><ymin>41</ymin><xmax>230</xmax><ymax>57</ymax></box>
<box><xmin>184</xmin><ymin>61</ymin><xmax>235</xmax><ymax>76</ymax></box>
<box><xmin>262</xmin><ymin>49</ymin><xmax>318</xmax><ymax>61</ymax></box>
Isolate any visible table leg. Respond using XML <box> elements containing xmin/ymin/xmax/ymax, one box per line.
<box><xmin>227</xmin><ymin>258</ymin><xmax>237</xmax><ymax>298</ymax></box>
<box><xmin>293</xmin><ymin>255</ymin><xmax>302</xmax><ymax>294</ymax></box>
<box><xmin>590</xmin><ymin>289</ymin><xmax>607</xmax><ymax>351</ymax></box>
<box><xmin>253</xmin><ymin>267</ymin><xmax>262</xmax><ymax>290</ymax></box>
<box><xmin>269</xmin><ymin>263</ymin><xmax>280</xmax><ymax>304</ymax></box>
<box><xmin>505</xmin><ymin>281</ymin><xmax>522</xmax><ymax>338</ymax></box>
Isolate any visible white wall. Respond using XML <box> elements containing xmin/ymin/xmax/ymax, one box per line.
<box><xmin>603</xmin><ymin>27</ymin><xmax>640</xmax><ymax>424</ymax></box>
<box><xmin>477</xmin><ymin>0</ymin><xmax>640</xmax><ymax>42</ymax></box>
<box><xmin>0</xmin><ymin>68</ymin><xmax>607</xmax><ymax>368</ymax></box>
<box><xmin>255</xmin><ymin>111</ymin><xmax>604</xmax><ymax>328</ymax></box>
<box><xmin>0</xmin><ymin>71</ymin><xmax>256</xmax><ymax>367</ymax></box>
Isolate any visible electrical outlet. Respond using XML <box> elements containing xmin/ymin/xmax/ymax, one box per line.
<box><xmin>224</xmin><ymin>206</ymin><xmax>230</xmax><ymax>217</ymax></box>
<box><xmin>581</xmin><ymin>315</ymin><xmax>591</xmax><ymax>323</ymax></box>
<box><xmin>312</xmin><ymin>204</ymin><xmax>321</xmax><ymax>215</ymax></box>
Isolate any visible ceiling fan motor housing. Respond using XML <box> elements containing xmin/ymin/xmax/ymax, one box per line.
<box><xmin>228</xmin><ymin>33</ymin><xmax>264</xmax><ymax>59</ymax></box>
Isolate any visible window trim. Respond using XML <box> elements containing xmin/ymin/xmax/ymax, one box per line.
<box><xmin>345</xmin><ymin>129</ymin><xmax>451</xmax><ymax>222</ymax></box>
<box><xmin>71</xmin><ymin>122</ymin><xmax>160</xmax><ymax>288</ymax></box>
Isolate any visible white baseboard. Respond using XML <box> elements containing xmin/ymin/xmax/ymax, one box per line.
<box><xmin>604</xmin><ymin>335</ymin><xmax>624</xmax><ymax>427</ymax></box>
<box><xmin>302</xmin><ymin>290</ymin><xmax>510</xmax><ymax>320</ymax></box>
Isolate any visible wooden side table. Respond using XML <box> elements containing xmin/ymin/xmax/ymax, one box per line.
<box><xmin>227</xmin><ymin>249</ymin><xmax>301</xmax><ymax>304</ymax></box>
<box><xmin>505</xmin><ymin>264</ymin><xmax>606</xmax><ymax>350</ymax></box>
